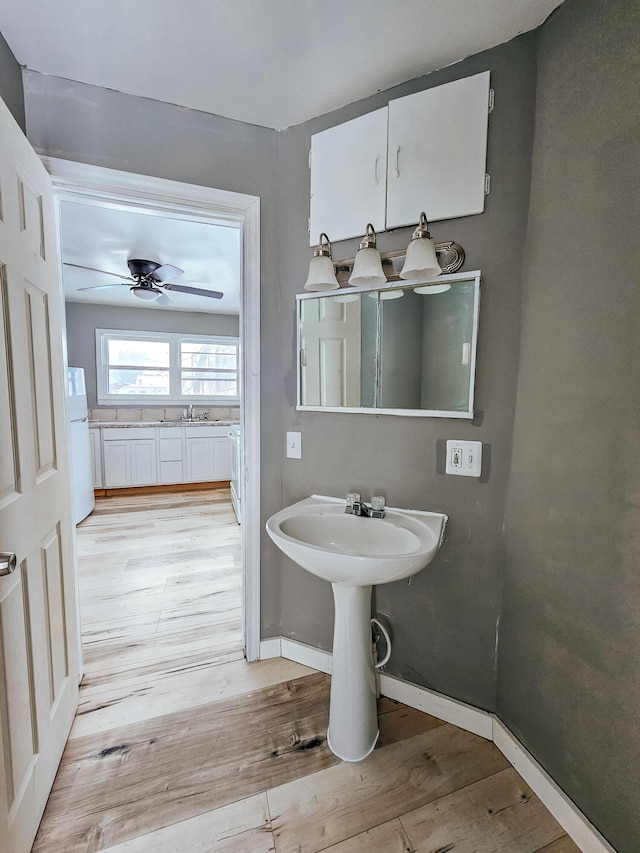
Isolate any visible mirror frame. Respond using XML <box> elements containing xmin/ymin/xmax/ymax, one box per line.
<box><xmin>296</xmin><ymin>269</ymin><xmax>481</xmax><ymax>418</ymax></box>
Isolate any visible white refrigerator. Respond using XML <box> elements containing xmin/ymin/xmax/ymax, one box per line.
<box><xmin>67</xmin><ymin>367</ymin><xmax>95</xmax><ymax>524</ymax></box>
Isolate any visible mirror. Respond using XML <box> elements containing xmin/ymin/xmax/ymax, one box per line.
<box><xmin>297</xmin><ymin>272</ymin><xmax>480</xmax><ymax>417</ymax></box>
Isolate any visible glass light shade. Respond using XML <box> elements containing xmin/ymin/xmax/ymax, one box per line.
<box><xmin>379</xmin><ymin>289</ymin><xmax>404</xmax><ymax>300</ymax></box>
<box><xmin>131</xmin><ymin>287</ymin><xmax>161</xmax><ymax>301</ymax></box>
<box><xmin>399</xmin><ymin>235</ymin><xmax>442</xmax><ymax>280</ymax></box>
<box><xmin>413</xmin><ymin>282</ymin><xmax>452</xmax><ymax>295</ymax></box>
<box><xmin>348</xmin><ymin>247</ymin><xmax>386</xmax><ymax>288</ymax></box>
<box><xmin>304</xmin><ymin>254</ymin><xmax>339</xmax><ymax>291</ymax></box>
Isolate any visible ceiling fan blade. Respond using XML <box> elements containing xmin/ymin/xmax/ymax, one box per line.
<box><xmin>64</xmin><ymin>262</ymin><xmax>133</xmax><ymax>281</ymax></box>
<box><xmin>155</xmin><ymin>292</ymin><xmax>173</xmax><ymax>306</ymax></box>
<box><xmin>164</xmin><ymin>283</ymin><xmax>223</xmax><ymax>299</ymax></box>
<box><xmin>152</xmin><ymin>264</ymin><xmax>184</xmax><ymax>283</ymax></box>
<box><xmin>76</xmin><ymin>283</ymin><xmax>128</xmax><ymax>291</ymax></box>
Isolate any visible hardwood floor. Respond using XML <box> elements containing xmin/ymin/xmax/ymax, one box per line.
<box><xmin>33</xmin><ymin>489</ymin><xmax>581</xmax><ymax>852</ymax></box>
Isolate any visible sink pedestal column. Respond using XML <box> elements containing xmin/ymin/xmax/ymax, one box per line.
<box><xmin>327</xmin><ymin>583</ymin><xmax>378</xmax><ymax>762</ymax></box>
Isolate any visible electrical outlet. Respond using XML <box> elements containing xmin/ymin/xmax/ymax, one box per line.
<box><xmin>286</xmin><ymin>431</ymin><xmax>302</xmax><ymax>459</ymax></box>
<box><xmin>445</xmin><ymin>440</ymin><xmax>482</xmax><ymax>477</ymax></box>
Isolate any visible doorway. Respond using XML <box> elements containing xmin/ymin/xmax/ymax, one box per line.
<box><xmin>44</xmin><ymin>157</ymin><xmax>261</xmax><ymax>661</ymax></box>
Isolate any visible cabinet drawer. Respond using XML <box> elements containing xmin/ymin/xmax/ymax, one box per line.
<box><xmin>103</xmin><ymin>427</ymin><xmax>156</xmax><ymax>440</ymax></box>
<box><xmin>158</xmin><ymin>426</ymin><xmax>183</xmax><ymax>438</ymax></box>
<box><xmin>185</xmin><ymin>425</ymin><xmax>229</xmax><ymax>438</ymax></box>
<box><xmin>159</xmin><ymin>437</ymin><xmax>183</xmax><ymax>461</ymax></box>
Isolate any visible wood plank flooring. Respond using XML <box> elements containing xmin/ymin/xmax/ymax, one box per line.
<box><xmin>33</xmin><ymin>489</ymin><xmax>581</xmax><ymax>852</ymax></box>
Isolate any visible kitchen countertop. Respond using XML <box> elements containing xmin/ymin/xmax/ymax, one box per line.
<box><xmin>89</xmin><ymin>420</ymin><xmax>240</xmax><ymax>428</ymax></box>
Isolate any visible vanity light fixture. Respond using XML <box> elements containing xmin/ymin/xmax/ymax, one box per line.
<box><xmin>348</xmin><ymin>223</ymin><xmax>387</xmax><ymax>288</ymax></box>
<box><xmin>400</xmin><ymin>212</ymin><xmax>442</xmax><ymax>281</ymax></box>
<box><xmin>304</xmin><ymin>232</ymin><xmax>340</xmax><ymax>291</ymax></box>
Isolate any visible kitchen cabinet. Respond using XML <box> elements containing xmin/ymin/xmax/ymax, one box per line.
<box><xmin>102</xmin><ymin>427</ymin><xmax>157</xmax><ymax>488</ymax></box>
<box><xmin>308</xmin><ymin>71</ymin><xmax>491</xmax><ymax>244</ymax></box>
<box><xmin>99</xmin><ymin>424</ymin><xmax>233</xmax><ymax>489</ymax></box>
<box><xmin>184</xmin><ymin>427</ymin><xmax>231</xmax><ymax>483</ymax></box>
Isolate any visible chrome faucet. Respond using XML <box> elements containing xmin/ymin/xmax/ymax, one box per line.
<box><xmin>345</xmin><ymin>492</ymin><xmax>386</xmax><ymax>519</ymax></box>
<box><xmin>188</xmin><ymin>404</ymin><xmax>194</xmax><ymax>420</ymax></box>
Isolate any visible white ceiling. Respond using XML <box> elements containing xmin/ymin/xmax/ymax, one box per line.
<box><xmin>4</xmin><ymin>0</ymin><xmax>563</xmax><ymax>314</ymax></box>
<box><xmin>60</xmin><ymin>200</ymin><xmax>241</xmax><ymax>314</ymax></box>
<box><xmin>2</xmin><ymin>0</ymin><xmax>563</xmax><ymax>130</ymax></box>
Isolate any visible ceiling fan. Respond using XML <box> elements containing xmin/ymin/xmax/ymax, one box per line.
<box><xmin>65</xmin><ymin>258</ymin><xmax>224</xmax><ymax>305</ymax></box>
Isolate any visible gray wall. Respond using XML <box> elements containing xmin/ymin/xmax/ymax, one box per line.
<box><xmin>65</xmin><ymin>302</ymin><xmax>239</xmax><ymax>409</ymax></box>
<box><xmin>498</xmin><ymin>1</ymin><xmax>640</xmax><ymax>850</ymax></box>
<box><xmin>276</xmin><ymin>34</ymin><xmax>538</xmax><ymax>710</ymax></box>
<box><xmin>0</xmin><ymin>30</ymin><xmax>24</xmax><ymax>131</ymax></box>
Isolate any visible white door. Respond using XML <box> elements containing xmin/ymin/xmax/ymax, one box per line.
<box><xmin>0</xmin><ymin>98</ymin><xmax>79</xmax><ymax>852</ymax></box>
<box><xmin>300</xmin><ymin>296</ymin><xmax>362</xmax><ymax>407</ymax></box>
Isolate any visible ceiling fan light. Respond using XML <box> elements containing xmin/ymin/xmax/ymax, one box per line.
<box><xmin>131</xmin><ymin>286</ymin><xmax>161</xmax><ymax>301</ymax></box>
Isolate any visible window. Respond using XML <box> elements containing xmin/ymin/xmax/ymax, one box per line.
<box><xmin>96</xmin><ymin>329</ymin><xmax>239</xmax><ymax>405</ymax></box>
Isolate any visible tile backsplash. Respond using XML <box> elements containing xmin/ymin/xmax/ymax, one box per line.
<box><xmin>89</xmin><ymin>406</ymin><xmax>240</xmax><ymax>422</ymax></box>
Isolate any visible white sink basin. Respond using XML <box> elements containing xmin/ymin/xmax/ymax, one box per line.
<box><xmin>266</xmin><ymin>494</ymin><xmax>447</xmax><ymax>586</ymax></box>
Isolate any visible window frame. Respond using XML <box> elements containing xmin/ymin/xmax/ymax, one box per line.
<box><xmin>96</xmin><ymin>328</ymin><xmax>240</xmax><ymax>406</ymax></box>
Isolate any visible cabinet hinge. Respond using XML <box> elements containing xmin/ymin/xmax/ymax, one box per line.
<box><xmin>308</xmin><ymin>217</ymin><xmax>311</xmax><ymax>234</ymax></box>
<box><xmin>488</xmin><ymin>88</ymin><xmax>495</xmax><ymax>114</ymax></box>
<box><xmin>308</xmin><ymin>149</ymin><xmax>312</xmax><ymax>169</ymax></box>
<box><xmin>485</xmin><ymin>173</ymin><xmax>491</xmax><ymax>195</ymax></box>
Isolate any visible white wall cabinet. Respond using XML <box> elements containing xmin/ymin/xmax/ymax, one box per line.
<box><xmin>386</xmin><ymin>71</ymin><xmax>491</xmax><ymax>227</ymax></box>
<box><xmin>98</xmin><ymin>424</ymin><xmax>232</xmax><ymax>489</ymax></box>
<box><xmin>309</xmin><ymin>107</ymin><xmax>388</xmax><ymax>244</ymax></box>
<box><xmin>309</xmin><ymin>71</ymin><xmax>491</xmax><ymax>244</ymax></box>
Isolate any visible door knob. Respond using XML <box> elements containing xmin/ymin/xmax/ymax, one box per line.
<box><xmin>0</xmin><ymin>552</ymin><xmax>17</xmax><ymax>576</ymax></box>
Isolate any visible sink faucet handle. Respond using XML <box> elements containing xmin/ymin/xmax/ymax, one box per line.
<box><xmin>345</xmin><ymin>492</ymin><xmax>361</xmax><ymax>512</ymax></box>
<box><xmin>371</xmin><ymin>495</ymin><xmax>386</xmax><ymax>512</ymax></box>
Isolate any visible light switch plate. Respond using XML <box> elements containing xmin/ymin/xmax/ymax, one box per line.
<box><xmin>286</xmin><ymin>431</ymin><xmax>302</xmax><ymax>459</ymax></box>
<box><xmin>446</xmin><ymin>439</ymin><xmax>482</xmax><ymax>477</ymax></box>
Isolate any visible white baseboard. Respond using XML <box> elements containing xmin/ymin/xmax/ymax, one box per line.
<box><xmin>379</xmin><ymin>672</ymin><xmax>493</xmax><ymax>739</ymax></box>
<box><xmin>262</xmin><ymin>635</ymin><xmax>614</xmax><ymax>853</ymax></box>
<box><xmin>493</xmin><ymin>720</ymin><xmax>616</xmax><ymax>853</ymax></box>
<box><xmin>280</xmin><ymin>637</ymin><xmax>332</xmax><ymax>674</ymax></box>
<box><xmin>258</xmin><ymin>637</ymin><xmax>282</xmax><ymax>660</ymax></box>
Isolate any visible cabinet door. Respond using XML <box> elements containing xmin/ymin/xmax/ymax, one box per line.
<box><xmin>212</xmin><ymin>437</ymin><xmax>232</xmax><ymax>481</ymax></box>
<box><xmin>185</xmin><ymin>437</ymin><xmax>213</xmax><ymax>482</ymax></box>
<box><xmin>130</xmin><ymin>440</ymin><xmax>157</xmax><ymax>486</ymax></box>
<box><xmin>89</xmin><ymin>428</ymin><xmax>102</xmax><ymax>488</ymax></box>
<box><xmin>386</xmin><ymin>71</ymin><xmax>491</xmax><ymax>227</ymax></box>
<box><xmin>103</xmin><ymin>441</ymin><xmax>131</xmax><ymax>487</ymax></box>
<box><xmin>309</xmin><ymin>107</ymin><xmax>388</xmax><ymax>244</ymax></box>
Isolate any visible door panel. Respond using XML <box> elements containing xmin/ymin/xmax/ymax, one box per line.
<box><xmin>0</xmin><ymin>97</ymin><xmax>79</xmax><ymax>853</ymax></box>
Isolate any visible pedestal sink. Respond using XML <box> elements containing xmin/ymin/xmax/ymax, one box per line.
<box><xmin>266</xmin><ymin>494</ymin><xmax>447</xmax><ymax>762</ymax></box>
